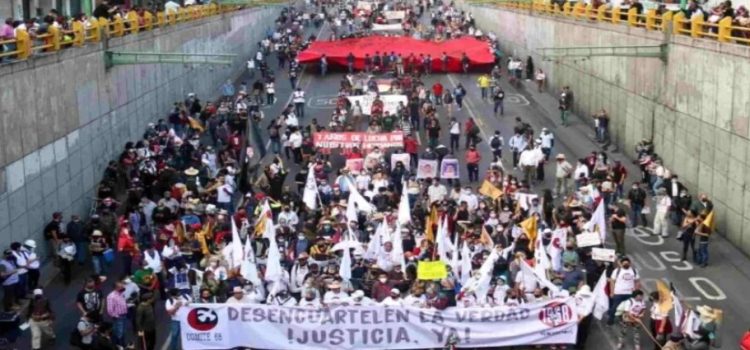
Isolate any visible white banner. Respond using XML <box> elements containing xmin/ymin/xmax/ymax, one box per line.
<box><xmin>178</xmin><ymin>299</ymin><xmax>578</xmax><ymax>350</ymax></box>
<box><xmin>347</xmin><ymin>94</ymin><xmax>408</xmax><ymax>116</ymax></box>
<box><xmin>383</xmin><ymin>10</ymin><xmax>406</xmax><ymax>20</ymax></box>
<box><xmin>372</xmin><ymin>23</ymin><xmax>403</xmax><ymax>31</ymax></box>
<box><xmin>357</xmin><ymin>1</ymin><xmax>373</xmax><ymax>10</ymax></box>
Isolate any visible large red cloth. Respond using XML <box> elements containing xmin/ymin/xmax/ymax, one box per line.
<box><xmin>298</xmin><ymin>36</ymin><xmax>495</xmax><ymax>72</ymax></box>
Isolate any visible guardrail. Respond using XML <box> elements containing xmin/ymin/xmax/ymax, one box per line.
<box><xmin>468</xmin><ymin>0</ymin><xmax>750</xmax><ymax>45</ymax></box>
<box><xmin>0</xmin><ymin>2</ymin><xmax>282</xmax><ymax>63</ymax></box>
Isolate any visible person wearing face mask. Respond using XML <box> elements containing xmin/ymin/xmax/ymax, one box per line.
<box><xmin>371</xmin><ymin>273</ymin><xmax>395</xmax><ymax>302</ymax></box>
<box><xmin>491</xmin><ymin>276</ymin><xmax>510</xmax><ymax>306</ymax></box>
<box><xmin>278</xmin><ymin>206</ymin><xmax>299</xmax><ymax>228</ymax></box>
<box><xmin>607</xmin><ymin>257</ymin><xmax>641</xmax><ymax>326</ymax></box>
<box><xmin>268</xmin><ymin>289</ymin><xmax>298</xmax><ymax>306</ymax></box>
<box><xmin>205</xmin><ymin>256</ymin><xmax>227</xmax><ymax>281</ymax></box>
<box><xmin>27</xmin><ymin>288</ymin><xmax>55</xmax><ymax>350</ymax></box>
<box><xmin>290</xmin><ymin>253</ymin><xmax>310</xmax><ymax>300</ymax></box>
<box><xmin>323</xmin><ymin>281</ymin><xmax>349</xmax><ymax>305</ymax></box>
<box><xmin>298</xmin><ymin>289</ymin><xmax>321</xmax><ymax>308</ymax></box>
<box><xmin>458</xmin><ymin>187</ymin><xmax>479</xmax><ymax>211</ymax></box>
<box><xmin>504</xmin><ymin>288</ymin><xmax>526</xmax><ymax>307</ymax></box>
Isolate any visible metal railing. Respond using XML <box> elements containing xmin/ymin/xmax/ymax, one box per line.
<box><xmin>470</xmin><ymin>0</ymin><xmax>750</xmax><ymax>45</ymax></box>
<box><xmin>0</xmin><ymin>2</ymin><xmax>281</xmax><ymax>63</ymax></box>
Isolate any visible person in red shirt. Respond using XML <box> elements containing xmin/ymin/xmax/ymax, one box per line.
<box><xmin>403</xmin><ymin>134</ymin><xmax>419</xmax><ymax>168</ymax></box>
<box><xmin>117</xmin><ymin>225</ymin><xmax>137</xmax><ymax>276</ymax></box>
<box><xmin>741</xmin><ymin>329</ymin><xmax>750</xmax><ymax>350</ymax></box>
<box><xmin>465</xmin><ymin>145</ymin><xmax>482</xmax><ymax>182</ymax></box>
<box><xmin>432</xmin><ymin>82</ymin><xmax>444</xmax><ymax>105</ymax></box>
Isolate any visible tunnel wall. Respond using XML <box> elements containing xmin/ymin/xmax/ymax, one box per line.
<box><xmin>0</xmin><ymin>6</ymin><xmax>281</xmax><ymax>254</ymax></box>
<box><xmin>465</xmin><ymin>4</ymin><xmax>750</xmax><ymax>254</ymax></box>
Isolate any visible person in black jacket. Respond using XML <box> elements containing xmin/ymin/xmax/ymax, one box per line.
<box><xmin>627</xmin><ymin>181</ymin><xmax>648</xmax><ymax>227</ymax></box>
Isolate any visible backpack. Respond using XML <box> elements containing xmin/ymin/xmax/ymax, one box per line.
<box><xmin>490</xmin><ymin>136</ymin><xmax>501</xmax><ymax>149</ymax></box>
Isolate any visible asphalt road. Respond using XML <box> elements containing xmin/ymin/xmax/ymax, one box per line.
<box><xmin>11</xmin><ymin>8</ymin><xmax>750</xmax><ymax>350</ymax></box>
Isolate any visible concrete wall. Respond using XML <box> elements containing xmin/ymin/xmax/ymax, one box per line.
<box><xmin>466</xmin><ymin>5</ymin><xmax>750</xmax><ymax>255</ymax></box>
<box><xmin>0</xmin><ymin>6</ymin><xmax>280</xmax><ymax>256</ymax></box>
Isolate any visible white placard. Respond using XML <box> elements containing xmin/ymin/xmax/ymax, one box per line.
<box><xmin>347</xmin><ymin>94</ymin><xmax>408</xmax><ymax>116</ymax></box>
<box><xmin>591</xmin><ymin>247</ymin><xmax>616</xmax><ymax>262</ymax></box>
<box><xmin>371</xmin><ymin>23</ymin><xmax>403</xmax><ymax>31</ymax></box>
<box><xmin>383</xmin><ymin>10</ymin><xmax>405</xmax><ymax>20</ymax></box>
<box><xmin>576</xmin><ymin>232</ymin><xmax>602</xmax><ymax>248</ymax></box>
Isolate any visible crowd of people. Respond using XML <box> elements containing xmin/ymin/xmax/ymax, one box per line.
<box><xmin>0</xmin><ymin>1</ymin><xmax>734</xmax><ymax>350</ymax></box>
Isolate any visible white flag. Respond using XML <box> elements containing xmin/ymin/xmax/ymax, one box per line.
<box><xmin>264</xmin><ymin>219</ymin><xmax>283</xmax><ymax>283</ymax></box>
<box><xmin>520</xmin><ymin>260</ymin><xmax>558</xmax><ymax>293</ymax></box>
<box><xmin>365</xmin><ymin>222</ymin><xmax>385</xmax><ymax>260</ymax></box>
<box><xmin>534</xmin><ymin>234</ymin><xmax>551</xmax><ymax>278</ymax></box>
<box><xmin>450</xmin><ymin>228</ymin><xmax>460</xmax><ymax>274</ymax></box>
<box><xmin>244</xmin><ymin>230</ymin><xmax>256</xmax><ymax>263</ymax></box>
<box><xmin>398</xmin><ymin>183</ymin><xmax>411</xmax><ymax>225</ymax></box>
<box><xmin>345</xmin><ymin>178</ymin><xmax>375</xmax><ymax>213</ymax></box>
<box><xmin>302</xmin><ymin>166</ymin><xmax>318</xmax><ymax>210</ymax></box>
<box><xmin>584</xmin><ymin>200</ymin><xmax>608</xmax><ymax>242</ymax></box>
<box><xmin>459</xmin><ymin>242</ymin><xmax>472</xmax><ymax>285</ymax></box>
<box><xmin>548</xmin><ymin>228</ymin><xmax>567</xmax><ymax>272</ymax></box>
<box><xmin>592</xmin><ymin>272</ymin><xmax>610</xmax><ymax>320</ymax></box>
<box><xmin>672</xmin><ymin>291</ymin><xmax>684</xmax><ymax>329</ymax></box>
<box><xmin>231</xmin><ymin>218</ymin><xmax>244</xmax><ymax>268</ymax></box>
<box><xmin>392</xmin><ymin>224</ymin><xmax>407</xmax><ymax>274</ymax></box>
<box><xmin>436</xmin><ymin>216</ymin><xmax>453</xmax><ymax>262</ymax></box>
<box><xmin>339</xmin><ymin>244</ymin><xmax>352</xmax><ymax>281</ymax></box>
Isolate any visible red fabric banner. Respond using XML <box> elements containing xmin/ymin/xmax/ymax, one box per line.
<box><xmin>298</xmin><ymin>36</ymin><xmax>495</xmax><ymax>72</ymax></box>
<box><xmin>312</xmin><ymin>131</ymin><xmax>404</xmax><ymax>150</ymax></box>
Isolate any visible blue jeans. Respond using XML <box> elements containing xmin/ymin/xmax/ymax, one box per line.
<box><xmin>170</xmin><ymin>320</ymin><xmax>181</xmax><ymax>350</ymax></box>
<box><xmin>92</xmin><ymin>255</ymin><xmax>107</xmax><ymax>275</ymax></box>
<box><xmin>608</xmin><ymin>294</ymin><xmax>631</xmax><ymax>325</ymax></box>
<box><xmin>75</xmin><ymin>242</ymin><xmax>87</xmax><ymax>264</ymax></box>
<box><xmin>295</xmin><ymin>102</ymin><xmax>305</xmax><ymax>119</ymax></box>
<box><xmin>630</xmin><ymin>203</ymin><xmax>646</xmax><ymax>227</ymax></box>
<box><xmin>696</xmin><ymin>241</ymin><xmax>709</xmax><ymax>266</ymax></box>
<box><xmin>494</xmin><ymin>100</ymin><xmax>504</xmax><ymax>115</ymax></box>
<box><xmin>112</xmin><ymin>317</ymin><xmax>126</xmax><ymax>346</ymax></box>
<box><xmin>270</xmin><ymin>139</ymin><xmax>281</xmax><ymax>154</ymax></box>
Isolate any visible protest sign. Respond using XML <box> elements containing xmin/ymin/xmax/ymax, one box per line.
<box><xmin>390</xmin><ymin>153</ymin><xmax>411</xmax><ymax>170</ymax></box>
<box><xmin>356</xmin><ymin>1</ymin><xmax>373</xmax><ymax>10</ymax></box>
<box><xmin>345</xmin><ymin>158</ymin><xmax>364</xmax><ymax>173</ymax></box>
<box><xmin>347</xmin><ymin>94</ymin><xmax>408</xmax><ymax>116</ymax></box>
<box><xmin>439</xmin><ymin>158</ymin><xmax>460</xmax><ymax>179</ymax></box>
<box><xmin>417</xmin><ymin>260</ymin><xmax>448</xmax><ymax>280</ymax></box>
<box><xmin>416</xmin><ymin>159</ymin><xmax>438</xmax><ymax>179</ymax></box>
<box><xmin>178</xmin><ymin>299</ymin><xmax>578</xmax><ymax>350</ymax></box>
<box><xmin>383</xmin><ymin>10</ymin><xmax>406</xmax><ymax>20</ymax></box>
<box><xmin>591</xmin><ymin>247</ymin><xmax>616</xmax><ymax>262</ymax></box>
<box><xmin>372</xmin><ymin>23</ymin><xmax>403</xmax><ymax>32</ymax></box>
<box><xmin>576</xmin><ymin>232</ymin><xmax>602</xmax><ymax>248</ymax></box>
<box><xmin>313</xmin><ymin>132</ymin><xmax>404</xmax><ymax>150</ymax></box>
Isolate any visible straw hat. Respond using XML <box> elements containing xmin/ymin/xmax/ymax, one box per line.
<box><xmin>696</xmin><ymin>305</ymin><xmax>722</xmax><ymax>323</ymax></box>
<box><xmin>184</xmin><ymin>167</ymin><xmax>199</xmax><ymax>176</ymax></box>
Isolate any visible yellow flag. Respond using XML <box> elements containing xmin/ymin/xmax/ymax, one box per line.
<box><xmin>520</xmin><ymin>215</ymin><xmax>538</xmax><ymax>250</ymax></box>
<box><xmin>188</xmin><ymin>116</ymin><xmax>205</xmax><ymax>133</ymax></box>
<box><xmin>479</xmin><ymin>180</ymin><xmax>503</xmax><ymax>200</ymax></box>
<box><xmin>480</xmin><ymin>224</ymin><xmax>493</xmax><ymax>246</ymax></box>
<box><xmin>425</xmin><ymin>205</ymin><xmax>438</xmax><ymax>242</ymax></box>
<box><xmin>656</xmin><ymin>280</ymin><xmax>673</xmax><ymax>315</ymax></box>
<box><xmin>702</xmin><ymin>210</ymin><xmax>716</xmax><ymax>234</ymax></box>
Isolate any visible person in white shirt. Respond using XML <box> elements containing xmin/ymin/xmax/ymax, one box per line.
<box><xmin>297</xmin><ymin>289</ymin><xmax>322</xmax><ymax>308</ymax></box>
<box><xmin>458</xmin><ymin>187</ymin><xmax>478</xmax><ymax>211</ymax></box>
<box><xmin>574</xmin><ymin>159</ymin><xmax>590</xmax><ymax>190</ymax></box>
<box><xmin>607</xmin><ymin>257</ymin><xmax>641</xmax><ymax>325</ymax></box>
<box><xmin>428</xmin><ymin>179</ymin><xmax>447</xmax><ymax>204</ymax></box>
<box><xmin>508</xmin><ymin>132</ymin><xmax>527</xmax><ymax>169</ymax></box>
<box><xmin>614</xmin><ymin>289</ymin><xmax>646</xmax><ymax>349</ymax></box>
<box><xmin>226</xmin><ymin>286</ymin><xmax>258</xmax><ymax>304</ymax></box>
<box><xmin>554</xmin><ymin>153</ymin><xmax>573</xmax><ymax>198</ymax></box>
<box><xmin>350</xmin><ymin>290</ymin><xmax>376</xmax><ymax>306</ymax></box>
<box><xmin>284</xmin><ymin>111</ymin><xmax>299</xmax><ymax>128</ymax></box>
<box><xmin>292</xmin><ymin>88</ymin><xmax>306</xmax><ymax>118</ymax></box>
<box><xmin>289</xmin><ymin>129</ymin><xmax>303</xmax><ymax>163</ymax></box>
<box><xmin>165</xmin><ymin>289</ymin><xmax>189</xmax><ymax>350</ymax></box>
<box><xmin>22</xmin><ymin>240</ymin><xmax>40</xmax><ymax>291</ymax></box>
<box><xmin>267</xmin><ymin>290</ymin><xmax>298</xmax><ymax>306</ymax></box>
<box><xmin>380</xmin><ymin>289</ymin><xmax>403</xmax><ymax>306</ymax></box>
<box><xmin>539</xmin><ymin>128</ymin><xmax>554</xmax><ymax>161</ymax></box>
<box><xmin>323</xmin><ymin>281</ymin><xmax>350</xmax><ymax>305</ymax></box>
<box><xmin>491</xmin><ymin>277</ymin><xmax>510</xmax><ymax>306</ymax></box>
<box><xmin>289</xmin><ymin>253</ymin><xmax>309</xmax><ymax>297</ymax></box>
<box><xmin>217</xmin><ymin>178</ymin><xmax>234</xmax><ymax>214</ymax></box>
<box><xmin>376</xmin><ymin>242</ymin><xmax>396</xmax><ymax>272</ymax></box>
<box><xmin>653</xmin><ymin>188</ymin><xmax>672</xmax><ymax>237</ymax></box>
<box><xmin>402</xmin><ymin>289</ymin><xmax>426</xmax><ymax>308</ymax></box>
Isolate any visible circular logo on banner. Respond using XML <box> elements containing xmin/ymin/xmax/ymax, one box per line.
<box><xmin>187</xmin><ymin>308</ymin><xmax>219</xmax><ymax>331</ymax></box>
<box><xmin>539</xmin><ymin>302</ymin><xmax>574</xmax><ymax>327</ymax></box>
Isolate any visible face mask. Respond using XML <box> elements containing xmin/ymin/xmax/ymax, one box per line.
<box><xmin>622</xmin><ymin>264</ymin><xmax>631</xmax><ymax>269</ymax></box>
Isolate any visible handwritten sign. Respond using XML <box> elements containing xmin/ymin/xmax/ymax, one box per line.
<box><xmin>576</xmin><ymin>232</ymin><xmax>602</xmax><ymax>248</ymax></box>
<box><xmin>591</xmin><ymin>247</ymin><xmax>616</xmax><ymax>262</ymax></box>
<box><xmin>417</xmin><ymin>261</ymin><xmax>448</xmax><ymax>280</ymax></box>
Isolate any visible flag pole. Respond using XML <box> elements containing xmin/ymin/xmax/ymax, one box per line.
<box><xmin>635</xmin><ymin>318</ymin><xmax>664</xmax><ymax>350</ymax></box>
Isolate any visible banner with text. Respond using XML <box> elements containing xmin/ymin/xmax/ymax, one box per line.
<box><xmin>347</xmin><ymin>94</ymin><xmax>408</xmax><ymax>116</ymax></box>
<box><xmin>178</xmin><ymin>299</ymin><xmax>578</xmax><ymax>350</ymax></box>
<box><xmin>313</xmin><ymin>132</ymin><xmax>404</xmax><ymax>150</ymax></box>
